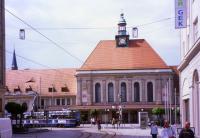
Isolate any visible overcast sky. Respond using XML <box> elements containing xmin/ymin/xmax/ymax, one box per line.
<box><xmin>5</xmin><ymin>0</ymin><xmax>180</xmax><ymax>70</ymax></box>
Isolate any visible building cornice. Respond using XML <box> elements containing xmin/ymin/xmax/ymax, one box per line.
<box><xmin>178</xmin><ymin>37</ymin><xmax>200</xmax><ymax>72</ymax></box>
<box><xmin>76</xmin><ymin>69</ymin><xmax>173</xmax><ymax>75</ymax></box>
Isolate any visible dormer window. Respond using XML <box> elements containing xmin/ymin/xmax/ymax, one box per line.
<box><xmin>61</xmin><ymin>86</ymin><xmax>69</xmax><ymax>92</ymax></box>
<box><xmin>48</xmin><ymin>87</ymin><xmax>56</xmax><ymax>92</ymax></box>
<box><xmin>14</xmin><ymin>86</ymin><xmax>21</xmax><ymax>92</ymax></box>
<box><xmin>5</xmin><ymin>86</ymin><xmax>10</xmax><ymax>92</ymax></box>
<box><xmin>25</xmin><ymin>85</ymin><xmax>32</xmax><ymax>92</ymax></box>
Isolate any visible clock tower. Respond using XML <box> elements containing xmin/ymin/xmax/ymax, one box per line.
<box><xmin>115</xmin><ymin>13</ymin><xmax>129</xmax><ymax>47</ymax></box>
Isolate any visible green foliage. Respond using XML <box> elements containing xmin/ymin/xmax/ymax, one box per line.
<box><xmin>5</xmin><ymin>102</ymin><xmax>21</xmax><ymax>115</ymax></box>
<box><xmin>152</xmin><ymin>107</ymin><xmax>165</xmax><ymax>116</ymax></box>
<box><xmin>90</xmin><ymin>109</ymin><xmax>99</xmax><ymax>118</ymax></box>
<box><xmin>80</xmin><ymin>114</ymin><xmax>87</xmax><ymax>122</ymax></box>
<box><xmin>5</xmin><ymin>102</ymin><xmax>28</xmax><ymax>128</ymax></box>
<box><xmin>152</xmin><ymin>107</ymin><xmax>165</xmax><ymax>126</ymax></box>
<box><xmin>20</xmin><ymin>102</ymin><xmax>28</xmax><ymax>114</ymax></box>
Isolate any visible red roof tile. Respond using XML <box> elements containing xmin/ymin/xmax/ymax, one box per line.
<box><xmin>6</xmin><ymin>68</ymin><xmax>77</xmax><ymax>96</ymax></box>
<box><xmin>79</xmin><ymin>39</ymin><xmax>169</xmax><ymax>71</ymax></box>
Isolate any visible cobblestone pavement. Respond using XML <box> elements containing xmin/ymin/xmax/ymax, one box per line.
<box><xmin>12</xmin><ymin>124</ymin><xmax>178</xmax><ymax>138</ymax></box>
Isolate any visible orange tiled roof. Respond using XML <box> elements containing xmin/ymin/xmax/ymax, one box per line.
<box><xmin>79</xmin><ymin>39</ymin><xmax>169</xmax><ymax>71</ymax></box>
<box><xmin>6</xmin><ymin>68</ymin><xmax>77</xmax><ymax>96</ymax></box>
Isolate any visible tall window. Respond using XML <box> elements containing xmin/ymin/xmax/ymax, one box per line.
<box><xmin>56</xmin><ymin>99</ymin><xmax>60</xmax><ymax>105</ymax></box>
<box><xmin>61</xmin><ymin>98</ymin><xmax>65</xmax><ymax>105</ymax></box>
<box><xmin>67</xmin><ymin>98</ymin><xmax>70</xmax><ymax>105</ymax></box>
<box><xmin>121</xmin><ymin>82</ymin><xmax>127</xmax><ymax>102</ymax></box>
<box><xmin>134</xmin><ymin>82</ymin><xmax>140</xmax><ymax>102</ymax></box>
<box><xmin>41</xmin><ymin>99</ymin><xmax>44</xmax><ymax>107</ymax></box>
<box><xmin>193</xmin><ymin>70</ymin><xmax>200</xmax><ymax>135</ymax></box>
<box><xmin>95</xmin><ymin>83</ymin><xmax>101</xmax><ymax>103</ymax></box>
<box><xmin>48</xmin><ymin>87</ymin><xmax>56</xmax><ymax>92</ymax></box>
<box><xmin>108</xmin><ymin>83</ymin><xmax>114</xmax><ymax>102</ymax></box>
<box><xmin>193</xmin><ymin>18</ymin><xmax>198</xmax><ymax>42</ymax></box>
<box><xmin>147</xmin><ymin>82</ymin><xmax>153</xmax><ymax>102</ymax></box>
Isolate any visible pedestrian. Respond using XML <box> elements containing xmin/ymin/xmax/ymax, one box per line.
<box><xmin>179</xmin><ymin>122</ymin><xmax>194</xmax><ymax>138</ymax></box>
<box><xmin>160</xmin><ymin>120</ymin><xmax>176</xmax><ymax>138</ymax></box>
<box><xmin>150</xmin><ymin>122</ymin><xmax>158</xmax><ymax>138</ymax></box>
<box><xmin>97</xmin><ymin>118</ymin><xmax>101</xmax><ymax>130</ymax></box>
<box><xmin>112</xmin><ymin>118</ymin><xmax>115</xmax><ymax>129</ymax></box>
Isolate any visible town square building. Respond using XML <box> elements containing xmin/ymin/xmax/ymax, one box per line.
<box><xmin>75</xmin><ymin>14</ymin><xmax>179</xmax><ymax>123</ymax></box>
<box><xmin>178</xmin><ymin>0</ymin><xmax>200</xmax><ymax>137</ymax></box>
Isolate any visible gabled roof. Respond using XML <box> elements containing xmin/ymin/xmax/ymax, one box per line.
<box><xmin>6</xmin><ymin>68</ymin><xmax>77</xmax><ymax>96</ymax></box>
<box><xmin>79</xmin><ymin>39</ymin><xmax>169</xmax><ymax>71</ymax></box>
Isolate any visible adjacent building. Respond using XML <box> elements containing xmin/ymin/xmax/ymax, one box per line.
<box><xmin>0</xmin><ymin>0</ymin><xmax>6</xmax><ymax>117</ymax></box>
<box><xmin>5</xmin><ymin>68</ymin><xmax>77</xmax><ymax>112</ymax></box>
<box><xmin>178</xmin><ymin>0</ymin><xmax>200</xmax><ymax>137</ymax></box>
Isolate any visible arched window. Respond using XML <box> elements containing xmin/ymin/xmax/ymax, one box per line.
<box><xmin>108</xmin><ymin>83</ymin><xmax>114</xmax><ymax>102</ymax></box>
<box><xmin>192</xmin><ymin>70</ymin><xmax>200</xmax><ymax>135</ymax></box>
<box><xmin>147</xmin><ymin>82</ymin><xmax>153</xmax><ymax>102</ymax></box>
<box><xmin>95</xmin><ymin>83</ymin><xmax>101</xmax><ymax>103</ymax></box>
<box><xmin>134</xmin><ymin>82</ymin><xmax>140</xmax><ymax>102</ymax></box>
<box><xmin>121</xmin><ymin>82</ymin><xmax>127</xmax><ymax>102</ymax></box>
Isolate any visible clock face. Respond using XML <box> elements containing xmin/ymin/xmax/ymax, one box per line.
<box><xmin>119</xmin><ymin>37</ymin><xmax>126</xmax><ymax>45</ymax></box>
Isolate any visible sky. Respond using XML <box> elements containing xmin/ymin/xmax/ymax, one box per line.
<box><xmin>5</xmin><ymin>0</ymin><xmax>180</xmax><ymax>70</ymax></box>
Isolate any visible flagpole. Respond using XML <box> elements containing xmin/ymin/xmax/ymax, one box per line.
<box><xmin>169</xmin><ymin>78</ymin><xmax>172</xmax><ymax>124</ymax></box>
<box><xmin>165</xmin><ymin>82</ymin><xmax>167</xmax><ymax>120</ymax></box>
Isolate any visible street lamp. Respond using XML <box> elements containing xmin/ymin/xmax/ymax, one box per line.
<box><xmin>104</xmin><ymin>108</ymin><xmax>109</xmax><ymax>125</ymax></box>
<box><xmin>118</xmin><ymin>94</ymin><xmax>122</xmax><ymax>125</ymax></box>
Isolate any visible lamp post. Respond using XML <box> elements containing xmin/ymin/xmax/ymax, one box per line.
<box><xmin>118</xmin><ymin>94</ymin><xmax>122</xmax><ymax>125</ymax></box>
<box><xmin>104</xmin><ymin>108</ymin><xmax>109</xmax><ymax>125</ymax></box>
<box><xmin>51</xmin><ymin>84</ymin><xmax>54</xmax><ymax>109</ymax></box>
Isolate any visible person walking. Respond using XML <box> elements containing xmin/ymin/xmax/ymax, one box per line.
<box><xmin>97</xmin><ymin>118</ymin><xmax>101</xmax><ymax>130</ymax></box>
<box><xmin>112</xmin><ymin>118</ymin><xmax>115</xmax><ymax>129</ymax></box>
<box><xmin>179</xmin><ymin>122</ymin><xmax>194</xmax><ymax>138</ymax></box>
<box><xmin>161</xmin><ymin>120</ymin><xmax>176</xmax><ymax>138</ymax></box>
<box><xmin>150</xmin><ymin>122</ymin><xmax>158</xmax><ymax>138</ymax></box>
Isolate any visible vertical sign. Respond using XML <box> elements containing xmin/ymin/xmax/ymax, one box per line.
<box><xmin>82</xmin><ymin>89</ymin><xmax>88</xmax><ymax>103</ymax></box>
<box><xmin>175</xmin><ymin>0</ymin><xmax>187</xmax><ymax>29</ymax></box>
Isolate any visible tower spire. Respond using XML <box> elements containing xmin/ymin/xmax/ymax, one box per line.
<box><xmin>115</xmin><ymin>13</ymin><xmax>129</xmax><ymax>47</ymax></box>
<box><xmin>11</xmin><ymin>49</ymin><xmax>18</xmax><ymax>70</ymax></box>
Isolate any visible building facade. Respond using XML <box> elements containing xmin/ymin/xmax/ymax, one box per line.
<box><xmin>178</xmin><ymin>0</ymin><xmax>200</xmax><ymax>137</ymax></box>
<box><xmin>76</xmin><ymin>14</ymin><xmax>179</xmax><ymax>123</ymax></box>
<box><xmin>0</xmin><ymin>0</ymin><xmax>6</xmax><ymax>117</ymax></box>
<box><xmin>5</xmin><ymin>68</ymin><xmax>77</xmax><ymax>112</ymax></box>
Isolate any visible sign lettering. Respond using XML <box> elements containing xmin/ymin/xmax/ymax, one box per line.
<box><xmin>175</xmin><ymin>0</ymin><xmax>187</xmax><ymax>29</ymax></box>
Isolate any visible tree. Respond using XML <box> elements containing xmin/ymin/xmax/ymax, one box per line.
<box><xmin>5</xmin><ymin>102</ymin><xmax>28</xmax><ymax>128</ymax></box>
<box><xmin>5</xmin><ymin>102</ymin><xmax>21</xmax><ymax>125</ymax></box>
<box><xmin>90</xmin><ymin>109</ymin><xmax>99</xmax><ymax>119</ymax></box>
<box><xmin>152</xmin><ymin>107</ymin><xmax>165</xmax><ymax>126</ymax></box>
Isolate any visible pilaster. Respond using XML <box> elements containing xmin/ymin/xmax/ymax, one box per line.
<box><xmin>76</xmin><ymin>78</ymin><xmax>82</xmax><ymax>105</ymax></box>
<box><xmin>115</xmin><ymin>79</ymin><xmax>119</xmax><ymax>103</ymax></box>
<box><xmin>155</xmin><ymin>78</ymin><xmax>162</xmax><ymax>104</ymax></box>
<box><xmin>141</xmin><ymin>79</ymin><xmax>146</xmax><ymax>102</ymax></box>
<box><xmin>127</xmin><ymin>79</ymin><xmax>132</xmax><ymax>102</ymax></box>
<box><xmin>102</xmin><ymin>80</ymin><xmax>106</xmax><ymax>103</ymax></box>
